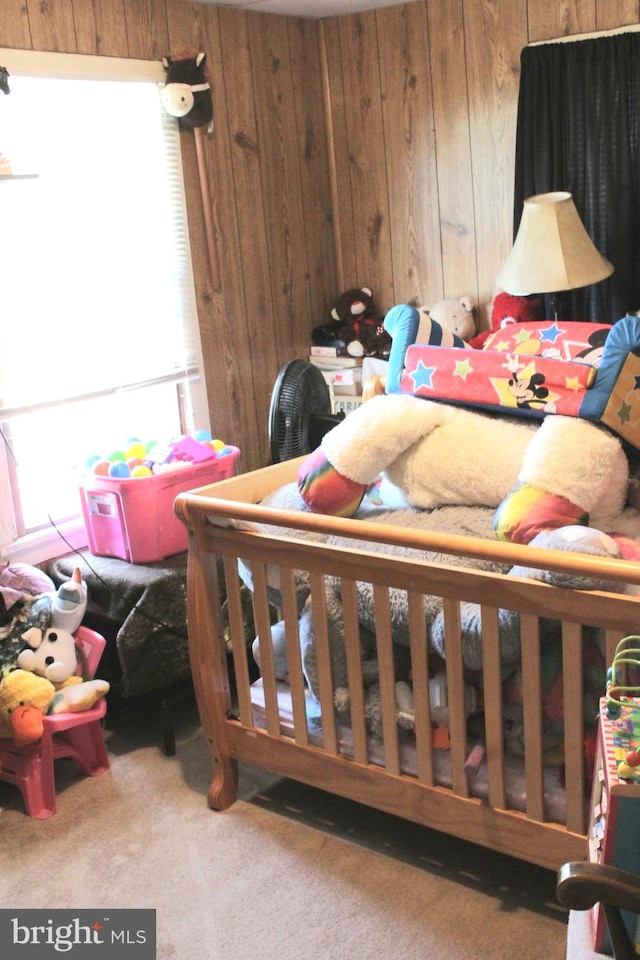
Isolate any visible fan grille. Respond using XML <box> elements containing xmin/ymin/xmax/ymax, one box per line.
<box><xmin>269</xmin><ymin>359</ymin><xmax>333</xmax><ymax>463</ymax></box>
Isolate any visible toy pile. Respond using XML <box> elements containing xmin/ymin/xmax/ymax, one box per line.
<box><xmin>310</xmin><ymin>288</ymin><xmax>482</xmax><ymax>417</ymax></box>
<box><xmin>0</xmin><ymin>564</ymin><xmax>109</xmax><ymax>746</ymax></box>
<box><xmin>310</xmin><ymin>287</ymin><xmax>390</xmax><ymax>415</ymax></box>
<box><xmin>83</xmin><ymin>429</ymin><xmax>235</xmax><ymax>481</ymax></box>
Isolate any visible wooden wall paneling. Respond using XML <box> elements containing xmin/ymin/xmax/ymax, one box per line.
<box><xmin>596</xmin><ymin>0</ymin><xmax>640</xmax><ymax>29</ymax></box>
<box><xmin>464</xmin><ymin>0</ymin><xmax>528</xmax><ymax>309</ymax></box>
<box><xmin>122</xmin><ymin>0</ymin><xmax>169</xmax><ymax>61</ymax></box>
<box><xmin>320</xmin><ymin>17</ymin><xmax>357</xmax><ymax>293</ymax></box>
<box><xmin>72</xmin><ymin>0</ymin><xmax>128</xmax><ymax>57</ymax></box>
<box><xmin>526</xmin><ymin>0</ymin><xmax>596</xmax><ymax>42</ymax></box>
<box><xmin>0</xmin><ymin>0</ymin><xmax>32</xmax><ymax>51</ymax></box>
<box><xmin>25</xmin><ymin>0</ymin><xmax>77</xmax><ymax>53</ymax></box>
<box><xmin>376</xmin><ymin>2</ymin><xmax>442</xmax><ymax>310</ymax></box>
<box><xmin>287</xmin><ymin>17</ymin><xmax>336</xmax><ymax>331</ymax></box>
<box><xmin>336</xmin><ymin>13</ymin><xmax>394</xmax><ymax>305</ymax></box>
<box><xmin>179</xmin><ymin>122</ymin><xmax>226</xmax><ymax>438</ymax></box>
<box><xmin>171</xmin><ymin>3</ymin><xmax>265</xmax><ymax>469</ymax></box>
<box><xmin>426</xmin><ymin>0</ymin><xmax>479</xmax><ymax>310</ymax></box>
<box><xmin>246</xmin><ymin>13</ymin><xmax>307</xmax><ymax>372</ymax></box>
<box><xmin>165</xmin><ymin>0</ymin><xmax>209</xmax><ymax>53</ymax></box>
<box><xmin>165</xmin><ymin>1</ymin><xmax>233</xmax><ymax>448</ymax></box>
<box><xmin>215</xmin><ymin>6</ymin><xmax>277</xmax><ymax>468</ymax></box>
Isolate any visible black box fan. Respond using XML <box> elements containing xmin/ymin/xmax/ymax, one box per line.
<box><xmin>268</xmin><ymin>359</ymin><xmax>344</xmax><ymax>463</ymax></box>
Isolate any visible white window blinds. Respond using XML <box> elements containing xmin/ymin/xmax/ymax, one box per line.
<box><xmin>0</xmin><ymin>73</ymin><xmax>203</xmax><ymax>415</ymax></box>
<box><xmin>0</xmin><ymin>51</ymin><xmax>208</xmax><ymax>561</ymax></box>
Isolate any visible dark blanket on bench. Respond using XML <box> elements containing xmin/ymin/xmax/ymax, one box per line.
<box><xmin>47</xmin><ymin>552</ymin><xmax>190</xmax><ymax>698</ymax></box>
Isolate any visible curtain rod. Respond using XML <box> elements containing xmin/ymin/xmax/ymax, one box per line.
<box><xmin>529</xmin><ymin>22</ymin><xmax>640</xmax><ymax>46</ymax></box>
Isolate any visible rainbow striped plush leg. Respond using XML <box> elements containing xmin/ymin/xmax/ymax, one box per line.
<box><xmin>493</xmin><ymin>481</ymin><xmax>587</xmax><ymax>544</ymax></box>
<box><xmin>297</xmin><ymin>446</ymin><xmax>368</xmax><ymax>517</ymax></box>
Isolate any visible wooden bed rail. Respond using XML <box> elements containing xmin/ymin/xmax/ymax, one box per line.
<box><xmin>175</xmin><ymin>461</ymin><xmax>640</xmax><ymax>588</ymax></box>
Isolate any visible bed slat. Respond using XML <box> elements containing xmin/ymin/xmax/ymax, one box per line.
<box><xmin>342</xmin><ymin>578</ymin><xmax>369</xmax><ymax>765</ymax></box>
<box><xmin>407</xmin><ymin>590</ymin><xmax>434</xmax><ymax>785</ymax></box>
<box><xmin>309</xmin><ymin>572</ymin><xmax>339</xmax><ymax>754</ymax></box>
<box><xmin>251</xmin><ymin>562</ymin><xmax>281</xmax><ymax>737</ymax></box>
<box><xmin>442</xmin><ymin>598</ymin><xmax>470</xmax><ymax>799</ymax></box>
<box><xmin>373</xmin><ymin>585</ymin><xmax>401</xmax><ymax>777</ymax></box>
<box><xmin>223</xmin><ymin>556</ymin><xmax>253</xmax><ymax>727</ymax></box>
<box><xmin>481</xmin><ymin>604</ymin><xmax>507</xmax><ymax>811</ymax></box>
<box><xmin>519</xmin><ymin>613</ymin><xmax>545</xmax><ymax>823</ymax></box>
<box><xmin>280</xmin><ymin>568</ymin><xmax>309</xmax><ymax>746</ymax></box>
<box><xmin>562</xmin><ymin>621</ymin><xmax>587</xmax><ymax>836</ymax></box>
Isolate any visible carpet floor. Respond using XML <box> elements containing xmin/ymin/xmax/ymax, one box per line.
<box><xmin>0</xmin><ymin>686</ymin><xmax>569</xmax><ymax>959</ymax></box>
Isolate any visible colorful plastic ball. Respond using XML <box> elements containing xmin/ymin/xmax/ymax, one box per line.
<box><xmin>107</xmin><ymin>449</ymin><xmax>126</xmax><ymax>463</ymax></box>
<box><xmin>210</xmin><ymin>438</ymin><xmax>226</xmax><ymax>452</ymax></box>
<box><xmin>92</xmin><ymin>459</ymin><xmax>112</xmax><ymax>476</ymax></box>
<box><xmin>125</xmin><ymin>441</ymin><xmax>147</xmax><ymax>461</ymax></box>
<box><xmin>194</xmin><ymin>428</ymin><xmax>212</xmax><ymax>442</ymax></box>
<box><xmin>108</xmin><ymin>460</ymin><xmax>131</xmax><ymax>479</ymax></box>
<box><xmin>127</xmin><ymin>457</ymin><xmax>144</xmax><ymax>470</ymax></box>
<box><xmin>85</xmin><ymin>454</ymin><xmax>101</xmax><ymax>472</ymax></box>
<box><xmin>131</xmin><ymin>464</ymin><xmax>153</xmax><ymax>478</ymax></box>
<box><xmin>145</xmin><ymin>440</ymin><xmax>158</xmax><ymax>454</ymax></box>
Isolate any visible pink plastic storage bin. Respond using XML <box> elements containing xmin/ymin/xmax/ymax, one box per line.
<box><xmin>79</xmin><ymin>447</ymin><xmax>240</xmax><ymax>563</ymax></box>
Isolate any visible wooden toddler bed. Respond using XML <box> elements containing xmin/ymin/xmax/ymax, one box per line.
<box><xmin>175</xmin><ymin>459</ymin><xmax>640</xmax><ymax>872</ymax></box>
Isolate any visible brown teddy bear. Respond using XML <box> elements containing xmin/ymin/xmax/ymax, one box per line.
<box><xmin>311</xmin><ymin>287</ymin><xmax>392</xmax><ymax>358</ymax></box>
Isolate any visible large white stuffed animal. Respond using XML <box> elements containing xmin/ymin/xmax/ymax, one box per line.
<box><xmin>297</xmin><ymin>392</ymin><xmax>634</xmax><ymax>545</ymax></box>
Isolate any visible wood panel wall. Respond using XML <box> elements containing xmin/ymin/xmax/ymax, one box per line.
<box><xmin>0</xmin><ymin>0</ymin><xmax>638</xmax><ymax>472</ymax></box>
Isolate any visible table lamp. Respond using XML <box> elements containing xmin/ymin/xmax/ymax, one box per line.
<box><xmin>496</xmin><ymin>191</ymin><xmax>613</xmax><ymax>319</ymax></box>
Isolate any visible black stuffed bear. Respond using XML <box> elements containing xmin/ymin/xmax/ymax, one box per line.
<box><xmin>311</xmin><ymin>287</ymin><xmax>391</xmax><ymax>358</ymax></box>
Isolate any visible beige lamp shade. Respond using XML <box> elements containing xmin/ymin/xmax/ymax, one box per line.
<box><xmin>496</xmin><ymin>191</ymin><xmax>613</xmax><ymax>295</ymax></box>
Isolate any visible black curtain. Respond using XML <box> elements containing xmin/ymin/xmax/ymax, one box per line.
<box><xmin>514</xmin><ymin>33</ymin><xmax>640</xmax><ymax>323</ymax></box>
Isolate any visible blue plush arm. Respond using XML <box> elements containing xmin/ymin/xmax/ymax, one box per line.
<box><xmin>383</xmin><ymin>305</ymin><xmax>422</xmax><ymax>394</ymax></box>
<box><xmin>384</xmin><ymin>303</ymin><xmax>470</xmax><ymax>394</ymax></box>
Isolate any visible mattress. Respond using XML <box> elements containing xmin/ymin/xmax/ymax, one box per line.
<box><xmin>249</xmin><ymin>679</ymin><xmax>572</xmax><ymax>825</ymax></box>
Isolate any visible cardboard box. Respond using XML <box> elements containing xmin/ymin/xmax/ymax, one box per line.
<box><xmin>320</xmin><ymin>367</ymin><xmax>363</xmax><ymax>387</ymax></box>
<box><xmin>309</xmin><ymin>355</ymin><xmax>363</xmax><ymax>369</ymax></box>
<box><xmin>79</xmin><ymin>447</ymin><xmax>240</xmax><ymax>563</ymax></box>
<box><xmin>332</xmin><ymin>396</ymin><xmax>365</xmax><ymax>415</ymax></box>
<box><xmin>332</xmin><ymin>382</ymin><xmax>363</xmax><ymax>396</ymax></box>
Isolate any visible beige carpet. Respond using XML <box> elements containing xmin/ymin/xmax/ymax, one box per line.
<box><xmin>0</xmin><ymin>689</ymin><xmax>569</xmax><ymax>959</ymax></box>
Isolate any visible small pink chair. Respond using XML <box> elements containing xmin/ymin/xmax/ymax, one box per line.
<box><xmin>0</xmin><ymin>625</ymin><xmax>110</xmax><ymax>818</ymax></box>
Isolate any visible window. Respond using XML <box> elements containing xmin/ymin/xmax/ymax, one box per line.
<box><xmin>0</xmin><ymin>50</ymin><xmax>209</xmax><ymax>564</ymax></box>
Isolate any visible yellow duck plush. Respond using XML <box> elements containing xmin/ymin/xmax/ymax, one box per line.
<box><xmin>0</xmin><ymin>666</ymin><xmax>109</xmax><ymax>746</ymax></box>
<box><xmin>0</xmin><ymin>669</ymin><xmax>56</xmax><ymax>746</ymax></box>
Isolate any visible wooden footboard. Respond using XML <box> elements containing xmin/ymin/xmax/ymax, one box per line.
<box><xmin>175</xmin><ymin>460</ymin><xmax>640</xmax><ymax>872</ymax></box>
